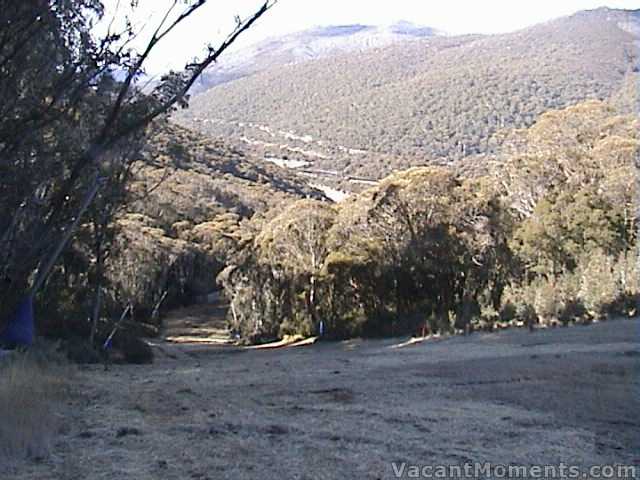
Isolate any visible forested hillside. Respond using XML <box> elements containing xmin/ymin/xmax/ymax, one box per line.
<box><xmin>218</xmin><ymin>101</ymin><xmax>638</xmax><ymax>342</ymax></box>
<box><xmin>190</xmin><ymin>21</ymin><xmax>439</xmax><ymax>93</ymax></box>
<box><xmin>1</xmin><ymin>2</ymin><xmax>637</xmax><ymax>356</ymax></box>
<box><xmin>177</xmin><ymin>8</ymin><xmax>640</xmax><ymax>181</ymax></box>
<box><xmin>130</xmin><ymin>124</ymin><xmax>323</xmax><ymax>225</ymax></box>
<box><xmin>3</xmin><ymin>2</ymin><xmax>639</xmax><ymax>473</ymax></box>
<box><xmin>43</xmin><ymin>123</ymin><xmax>324</xmax><ymax>337</ymax></box>
<box><xmin>0</xmin><ymin>0</ymin><xmax>287</xmax><ymax>356</ymax></box>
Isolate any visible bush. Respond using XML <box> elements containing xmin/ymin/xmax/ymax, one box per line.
<box><xmin>113</xmin><ymin>334</ymin><xmax>154</xmax><ymax>364</ymax></box>
<box><xmin>278</xmin><ymin>313</ymin><xmax>314</xmax><ymax>339</ymax></box>
<box><xmin>516</xmin><ymin>303</ymin><xmax>538</xmax><ymax>329</ymax></box>
<box><xmin>502</xmin><ymin>248</ymin><xmax>635</xmax><ymax>327</ymax></box>
<box><xmin>577</xmin><ymin>250</ymin><xmax>619</xmax><ymax>319</ymax></box>
<box><xmin>531</xmin><ymin>278</ymin><xmax>563</xmax><ymax>325</ymax></box>
<box><xmin>332</xmin><ymin>310</ymin><xmax>369</xmax><ymax>338</ymax></box>
<box><xmin>499</xmin><ymin>301</ymin><xmax>517</xmax><ymax>323</ymax></box>
<box><xmin>65</xmin><ymin>337</ymin><xmax>102</xmax><ymax>364</ymax></box>
<box><xmin>558</xmin><ymin>299</ymin><xmax>587</xmax><ymax>324</ymax></box>
<box><xmin>612</xmin><ymin>251</ymin><xmax>639</xmax><ymax>316</ymax></box>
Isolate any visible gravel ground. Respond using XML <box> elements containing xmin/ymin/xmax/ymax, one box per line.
<box><xmin>6</xmin><ymin>318</ymin><xmax>640</xmax><ymax>479</ymax></box>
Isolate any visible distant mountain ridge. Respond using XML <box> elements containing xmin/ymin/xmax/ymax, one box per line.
<box><xmin>190</xmin><ymin>21</ymin><xmax>440</xmax><ymax>93</ymax></box>
<box><xmin>177</xmin><ymin>8</ymin><xmax>640</xmax><ymax>188</ymax></box>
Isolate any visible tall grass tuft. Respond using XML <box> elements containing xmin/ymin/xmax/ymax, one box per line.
<box><xmin>0</xmin><ymin>347</ymin><xmax>70</xmax><ymax>461</ymax></box>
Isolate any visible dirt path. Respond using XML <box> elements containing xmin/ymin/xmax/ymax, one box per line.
<box><xmin>8</xmin><ymin>319</ymin><xmax>640</xmax><ymax>479</ymax></box>
<box><xmin>161</xmin><ymin>303</ymin><xmax>234</xmax><ymax>345</ymax></box>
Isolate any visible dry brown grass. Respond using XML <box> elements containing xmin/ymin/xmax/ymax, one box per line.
<box><xmin>0</xmin><ymin>348</ymin><xmax>70</xmax><ymax>461</ymax></box>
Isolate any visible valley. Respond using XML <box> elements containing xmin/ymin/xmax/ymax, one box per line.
<box><xmin>176</xmin><ymin>7</ymin><xmax>640</xmax><ymax>185</ymax></box>
<box><xmin>1</xmin><ymin>3</ymin><xmax>640</xmax><ymax>476</ymax></box>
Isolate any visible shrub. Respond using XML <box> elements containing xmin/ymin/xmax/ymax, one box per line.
<box><xmin>479</xmin><ymin>303</ymin><xmax>500</xmax><ymax>327</ymax></box>
<box><xmin>558</xmin><ymin>298</ymin><xmax>587</xmax><ymax>324</ymax></box>
<box><xmin>278</xmin><ymin>313</ymin><xmax>314</xmax><ymax>339</ymax></box>
<box><xmin>531</xmin><ymin>278</ymin><xmax>563</xmax><ymax>325</ymax></box>
<box><xmin>499</xmin><ymin>301</ymin><xmax>518</xmax><ymax>323</ymax></box>
<box><xmin>65</xmin><ymin>337</ymin><xmax>102</xmax><ymax>364</ymax></box>
<box><xmin>612</xmin><ymin>251</ymin><xmax>639</xmax><ymax>316</ymax></box>
<box><xmin>577</xmin><ymin>250</ymin><xmax>620</xmax><ymax>319</ymax></box>
<box><xmin>516</xmin><ymin>303</ymin><xmax>538</xmax><ymax>329</ymax></box>
<box><xmin>112</xmin><ymin>334</ymin><xmax>154</xmax><ymax>364</ymax></box>
<box><xmin>332</xmin><ymin>310</ymin><xmax>369</xmax><ymax>338</ymax></box>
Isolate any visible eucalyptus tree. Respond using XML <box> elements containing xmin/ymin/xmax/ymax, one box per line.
<box><xmin>0</xmin><ymin>0</ymin><xmax>275</xmax><ymax>334</ymax></box>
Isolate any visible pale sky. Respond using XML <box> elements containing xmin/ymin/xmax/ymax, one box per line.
<box><xmin>99</xmin><ymin>0</ymin><xmax>640</xmax><ymax>73</ymax></box>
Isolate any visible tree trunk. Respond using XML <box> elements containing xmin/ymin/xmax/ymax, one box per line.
<box><xmin>89</xmin><ymin>284</ymin><xmax>102</xmax><ymax>346</ymax></box>
<box><xmin>309</xmin><ymin>274</ymin><xmax>318</xmax><ymax>328</ymax></box>
<box><xmin>89</xmin><ymin>230</ymin><xmax>105</xmax><ymax>346</ymax></box>
<box><xmin>31</xmin><ymin>175</ymin><xmax>102</xmax><ymax>295</ymax></box>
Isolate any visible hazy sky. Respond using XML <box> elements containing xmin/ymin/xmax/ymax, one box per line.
<box><xmin>99</xmin><ymin>0</ymin><xmax>640</xmax><ymax>73</ymax></box>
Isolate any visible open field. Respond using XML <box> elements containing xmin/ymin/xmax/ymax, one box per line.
<box><xmin>6</xmin><ymin>318</ymin><xmax>639</xmax><ymax>479</ymax></box>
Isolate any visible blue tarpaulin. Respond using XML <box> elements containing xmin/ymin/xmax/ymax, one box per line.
<box><xmin>0</xmin><ymin>297</ymin><xmax>35</xmax><ymax>347</ymax></box>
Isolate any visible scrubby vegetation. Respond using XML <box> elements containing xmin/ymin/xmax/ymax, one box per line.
<box><xmin>32</xmin><ymin>123</ymin><xmax>325</xmax><ymax>344</ymax></box>
<box><xmin>218</xmin><ymin>101</ymin><xmax>638</xmax><ymax>341</ymax></box>
<box><xmin>104</xmin><ymin>125</ymin><xmax>324</xmax><ymax>317</ymax></box>
<box><xmin>5</xmin><ymin>5</ymin><xmax>637</xmax><ymax>479</ymax></box>
<box><xmin>0</xmin><ymin>0</ymin><xmax>275</xmax><ymax>356</ymax></box>
<box><xmin>0</xmin><ymin>3</ymin><xmax>637</xmax><ymax>354</ymax></box>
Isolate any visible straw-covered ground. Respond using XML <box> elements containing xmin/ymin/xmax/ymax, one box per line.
<box><xmin>5</xmin><ymin>318</ymin><xmax>639</xmax><ymax>479</ymax></box>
